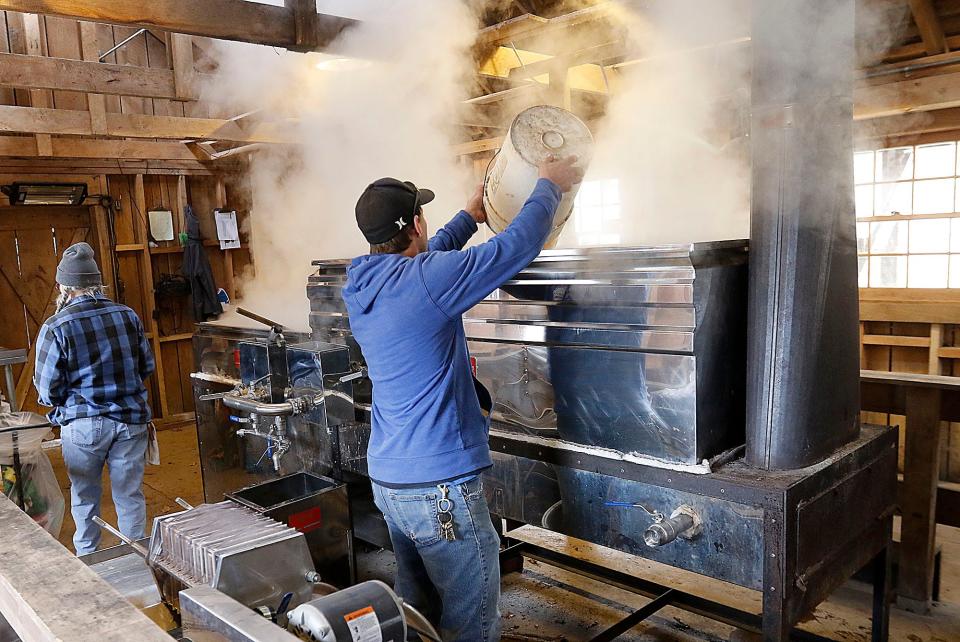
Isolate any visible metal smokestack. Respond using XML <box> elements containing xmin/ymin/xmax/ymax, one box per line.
<box><xmin>745</xmin><ymin>0</ymin><xmax>861</xmax><ymax>470</ymax></box>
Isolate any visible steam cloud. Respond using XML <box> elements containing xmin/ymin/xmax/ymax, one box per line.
<box><xmin>557</xmin><ymin>0</ymin><xmax>752</xmax><ymax>247</ymax></box>
<box><xmin>205</xmin><ymin>0</ymin><xmax>478</xmax><ymax>329</ymax></box>
<box><xmin>204</xmin><ymin>0</ymin><xmax>905</xmax><ymax>327</ymax></box>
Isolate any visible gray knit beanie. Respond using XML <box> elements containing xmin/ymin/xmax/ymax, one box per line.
<box><xmin>56</xmin><ymin>242</ymin><xmax>102</xmax><ymax>287</ymax></box>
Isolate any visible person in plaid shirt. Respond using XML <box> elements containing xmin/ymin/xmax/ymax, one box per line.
<box><xmin>33</xmin><ymin>242</ymin><xmax>155</xmax><ymax>555</ymax></box>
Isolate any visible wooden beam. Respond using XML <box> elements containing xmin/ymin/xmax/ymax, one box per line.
<box><xmin>854</xmin><ymin>70</ymin><xmax>960</xmax><ymax>119</ymax></box>
<box><xmin>908</xmin><ymin>0</ymin><xmax>949</xmax><ymax>56</ymax></box>
<box><xmin>453</xmin><ymin>137</ymin><xmax>504</xmax><ymax>156</ymax></box>
<box><xmin>477</xmin><ymin>5</ymin><xmax>614</xmax><ymax>48</ymax></box>
<box><xmin>855</xmin><ymin>106</ymin><xmax>960</xmax><ymax>140</ymax></box>
<box><xmin>0</xmin><ymin>0</ymin><xmax>357</xmax><ymax>51</ymax></box>
<box><xmin>0</xmin><ymin>52</ymin><xmax>184</xmax><ymax>100</ymax></box>
<box><xmin>0</xmin><ymin>105</ymin><xmax>293</xmax><ymax>143</ymax></box>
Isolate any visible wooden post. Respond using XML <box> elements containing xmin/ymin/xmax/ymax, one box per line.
<box><xmin>286</xmin><ymin>0</ymin><xmax>319</xmax><ymax>51</ymax></box>
<box><xmin>132</xmin><ymin>174</ymin><xmax>170</xmax><ymax>417</ymax></box>
<box><xmin>214</xmin><ymin>178</ymin><xmax>235</xmax><ymax>300</ymax></box>
<box><xmin>929</xmin><ymin>323</ymin><xmax>944</xmax><ymax>375</ymax></box>
<box><xmin>898</xmin><ymin>386</ymin><xmax>944</xmax><ymax>612</ymax></box>
<box><xmin>91</xmin><ymin>175</ymin><xmax>116</xmax><ymax>297</ymax></box>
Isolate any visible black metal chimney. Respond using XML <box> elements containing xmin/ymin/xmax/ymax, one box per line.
<box><xmin>746</xmin><ymin>0</ymin><xmax>861</xmax><ymax>470</ymax></box>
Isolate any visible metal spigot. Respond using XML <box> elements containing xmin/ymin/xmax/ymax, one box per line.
<box><xmin>643</xmin><ymin>505</ymin><xmax>702</xmax><ymax>547</ymax></box>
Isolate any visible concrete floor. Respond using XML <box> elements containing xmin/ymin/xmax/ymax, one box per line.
<box><xmin>43</xmin><ymin>426</ymin><xmax>960</xmax><ymax>641</ymax></box>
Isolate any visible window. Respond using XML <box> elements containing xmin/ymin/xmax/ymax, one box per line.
<box><xmin>856</xmin><ymin>141</ymin><xmax>960</xmax><ymax>288</ymax></box>
<box><xmin>570</xmin><ymin>179</ymin><xmax>622</xmax><ymax>246</ymax></box>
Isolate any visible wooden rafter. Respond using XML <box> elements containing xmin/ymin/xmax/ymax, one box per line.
<box><xmin>0</xmin><ymin>105</ymin><xmax>293</xmax><ymax>143</ymax></box>
<box><xmin>0</xmin><ymin>0</ymin><xmax>357</xmax><ymax>51</ymax></box>
<box><xmin>908</xmin><ymin>0</ymin><xmax>949</xmax><ymax>56</ymax></box>
<box><xmin>0</xmin><ymin>136</ymin><xmax>215</xmax><ymax>160</ymax></box>
<box><xmin>0</xmin><ymin>52</ymin><xmax>202</xmax><ymax>100</ymax></box>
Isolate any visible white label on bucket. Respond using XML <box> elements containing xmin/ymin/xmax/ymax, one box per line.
<box><xmin>344</xmin><ymin>606</ymin><xmax>382</xmax><ymax>642</ymax></box>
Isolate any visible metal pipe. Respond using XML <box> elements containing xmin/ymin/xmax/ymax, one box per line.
<box><xmin>222</xmin><ymin>394</ymin><xmax>295</xmax><ymax>417</ymax></box>
<box><xmin>98</xmin><ymin>28</ymin><xmax>148</xmax><ymax>62</ymax></box>
<box><xmin>92</xmin><ymin>516</ymin><xmax>149</xmax><ymax>558</ymax></box>
<box><xmin>863</xmin><ymin>54</ymin><xmax>960</xmax><ymax>79</ymax></box>
<box><xmin>236</xmin><ymin>307</ymin><xmax>287</xmax><ymax>331</ymax></box>
<box><xmin>3</xmin><ymin>365</ymin><xmax>16</xmax><ymax>411</ymax></box>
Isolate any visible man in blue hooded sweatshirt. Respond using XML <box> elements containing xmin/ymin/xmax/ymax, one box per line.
<box><xmin>342</xmin><ymin>155</ymin><xmax>582</xmax><ymax>641</ymax></box>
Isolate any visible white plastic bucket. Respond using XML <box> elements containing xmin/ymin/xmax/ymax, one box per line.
<box><xmin>483</xmin><ymin>105</ymin><xmax>593</xmax><ymax>248</ymax></box>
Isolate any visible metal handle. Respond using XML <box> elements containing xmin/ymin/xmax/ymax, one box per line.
<box><xmin>236</xmin><ymin>307</ymin><xmax>286</xmax><ymax>332</ymax></box>
<box><xmin>401</xmin><ymin>602</ymin><xmax>442</xmax><ymax>642</ymax></box>
<box><xmin>92</xmin><ymin>516</ymin><xmax>149</xmax><ymax>558</ymax></box>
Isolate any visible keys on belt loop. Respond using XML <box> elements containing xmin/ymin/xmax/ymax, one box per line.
<box><xmin>437</xmin><ymin>484</ymin><xmax>456</xmax><ymax>541</ymax></box>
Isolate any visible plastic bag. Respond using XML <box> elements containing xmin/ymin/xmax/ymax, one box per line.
<box><xmin>0</xmin><ymin>412</ymin><xmax>65</xmax><ymax>538</ymax></box>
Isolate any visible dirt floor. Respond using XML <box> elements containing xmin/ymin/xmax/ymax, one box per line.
<box><xmin>44</xmin><ymin>425</ymin><xmax>960</xmax><ymax>641</ymax></box>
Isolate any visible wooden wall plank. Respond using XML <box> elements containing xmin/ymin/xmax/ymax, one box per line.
<box><xmin>0</xmin><ymin>13</ymin><xmax>16</xmax><ymax>106</ymax></box>
<box><xmin>0</xmin><ymin>229</ymin><xmax>26</xmax><ymax>390</ymax></box>
<box><xmin>42</xmin><ymin>15</ymin><xmax>86</xmax><ymax>111</ymax></box>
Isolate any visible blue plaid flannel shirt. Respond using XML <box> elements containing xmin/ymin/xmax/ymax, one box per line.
<box><xmin>33</xmin><ymin>293</ymin><xmax>155</xmax><ymax>426</ymax></box>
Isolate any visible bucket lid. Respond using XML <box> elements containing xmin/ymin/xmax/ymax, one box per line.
<box><xmin>509</xmin><ymin>105</ymin><xmax>594</xmax><ymax>167</ymax></box>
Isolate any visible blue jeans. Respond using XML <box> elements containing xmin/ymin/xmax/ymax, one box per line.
<box><xmin>372</xmin><ymin>478</ymin><xmax>501</xmax><ymax>642</ymax></box>
<box><xmin>61</xmin><ymin>417</ymin><xmax>148</xmax><ymax>555</ymax></box>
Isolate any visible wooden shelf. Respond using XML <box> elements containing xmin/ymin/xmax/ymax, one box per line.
<box><xmin>115</xmin><ymin>243</ymin><xmax>145</xmax><ymax>252</ymax></box>
<box><xmin>150</xmin><ymin>244</ymin><xmax>185</xmax><ymax>255</ymax></box>
<box><xmin>158</xmin><ymin>333</ymin><xmax>193</xmax><ymax>343</ymax></box>
<box><xmin>149</xmin><ymin>240</ymin><xmax>226</xmax><ymax>254</ymax></box>
<box><xmin>862</xmin><ymin>334</ymin><xmax>931</xmax><ymax>348</ymax></box>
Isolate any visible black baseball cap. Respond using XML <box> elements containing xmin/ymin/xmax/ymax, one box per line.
<box><xmin>355</xmin><ymin>178</ymin><xmax>436</xmax><ymax>244</ymax></box>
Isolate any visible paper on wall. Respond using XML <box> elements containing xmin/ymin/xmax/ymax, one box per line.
<box><xmin>215</xmin><ymin>210</ymin><xmax>241</xmax><ymax>250</ymax></box>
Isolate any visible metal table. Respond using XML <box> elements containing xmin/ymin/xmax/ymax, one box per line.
<box><xmin>0</xmin><ymin>348</ymin><xmax>26</xmax><ymax>412</ymax></box>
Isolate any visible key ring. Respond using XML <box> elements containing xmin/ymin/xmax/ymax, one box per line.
<box><xmin>438</xmin><ymin>497</ymin><xmax>453</xmax><ymax>512</ymax></box>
